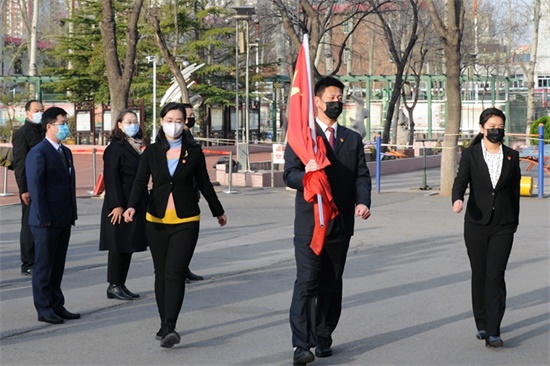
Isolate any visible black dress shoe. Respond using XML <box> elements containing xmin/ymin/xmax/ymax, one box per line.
<box><xmin>22</xmin><ymin>268</ymin><xmax>32</xmax><ymax>276</ymax></box>
<box><xmin>293</xmin><ymin>347</ymin><xmax>314</xmax><ymax>365</ymax></box>
<box><xmin>38</xmin><ymin>314</ymin><xmax>64</xmax><ymax>324</ymax></box>
<box><xmin>107</xmin><ymin>284</ymin><xmax>133</xmax><ymax>300</ymax></box>
<box><xmin>486</xmin><ymin>336</ymin><xmax>504</xmax><ymax>348</ymax></box>
<box><xmin>55</xmin><ymin>308</ymin><xmax>81</xmax><ymax>320</ymax></box>
<box><xmin>315</xmin><ymin>345</ymin><xmax>333</xmax><ymax>357</ymax></box>
<box><xmin>476</xmin><ymin>330</ymin><xmax>487</xmax><ymax>340</ymax></box>
<box><xmin>186</xmin><ymin>270</ymin><xmax>204</xmax><ymax>281</ymax></box>
<box><xmin>121</xmin><ymin>285</ymin><xmax>140</xmax><ymax>298</ymax></box>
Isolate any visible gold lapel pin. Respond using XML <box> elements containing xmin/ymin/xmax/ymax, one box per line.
<box><xmin>507</xmin><ymin>156</ymin><xmax>511</xmax><ymax>160</ymax></box>
<box><xmin>339</xmin><ymin>138</ymin><xmax>344</xmax><ymax>143</ymax></box>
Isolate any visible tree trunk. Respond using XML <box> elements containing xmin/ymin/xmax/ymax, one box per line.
<box><xmin>147</xmin><ymin>9</ymin><xmax>190</xmax><ymax>103</ymax></box>
<box><xmin>525</xmin><ymin>0</ymin><xmax>541</xmax><ymax>142</ymax></box>
<box><xmin>426</xmin><ymin>0</ymin><xmax>464</xmax><ymax>196</ymax></box>
<box><xmin>99</xmin><ymin>0</ymin><xmax>144</xmax><ymax>119</ymax></box>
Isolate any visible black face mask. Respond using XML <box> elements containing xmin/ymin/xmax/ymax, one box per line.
<box><xmin>324</xmin><ymin>101</ymin><xmax>343</xmax><ymax>120</ymax></box>
<box><xmin>485</xmin><ymin>128</ymin><xmax>505</xmax><ymax>143</ymax></box>
<box><xmin>186</xmin><ymin>117</ymin><xmax>196</xmax><ymax>128</ymax></box>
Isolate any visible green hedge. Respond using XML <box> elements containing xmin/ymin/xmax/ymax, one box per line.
<box><xmin>529</xmin><ymin>116</ymin><xmax>550</xmax><ymax>145</ymax></box>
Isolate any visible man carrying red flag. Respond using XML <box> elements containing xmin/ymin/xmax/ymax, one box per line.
<box><xmin>284</xmin><ymin>74</ymin><xmax>372</xmax><ymax>365</ymax></box>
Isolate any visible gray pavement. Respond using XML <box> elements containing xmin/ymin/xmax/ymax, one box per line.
<box><xmin>0</xmin><ymin>169</ymin><xmax>549</xmax><ymax>366</ymax></box>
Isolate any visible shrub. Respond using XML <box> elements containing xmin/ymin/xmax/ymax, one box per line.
<box><xmin>530</xmin><ymin>116</ymin><xmax>550</xmax><ymax>146</ymax></box>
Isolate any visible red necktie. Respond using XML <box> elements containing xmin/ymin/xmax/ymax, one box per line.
<box><xmin>327</xmin><ymin>127</ymin><xmax>335</xmax><ymax>149</ymax></box>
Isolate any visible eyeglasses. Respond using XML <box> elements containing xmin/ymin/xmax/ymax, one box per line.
<box><xmin>163</xmin><ymin>119</ymin><xmax>184</xmax><ymax>124</ymax></box>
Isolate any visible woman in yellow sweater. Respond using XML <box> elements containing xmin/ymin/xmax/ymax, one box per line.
<box><xmin>124</xmin><ymin>102</ymin><xmax>227</xmax><ymax>348</ymax></box>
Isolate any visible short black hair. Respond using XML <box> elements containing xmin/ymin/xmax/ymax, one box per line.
<box><xmin>181</xmin><ymin>103</ymin><xmax>193</xmax><ymax>110</ymax></box>
<box><xmin>314</xmin><ymin>76</ymin><xmax>345</xmax><ymax>97</ymax></box>
<box><xmin>159</xmin><ymin>102</ymin><xmax>186</xmax><ymax>119</ymax></box>
<box><xmin>42</xmin><ymin>107</ymin><xmax>68</xmax><ymax>125</ymax></box>
<box><xmin>25</xmin><ymin>99</ymin><xmax>41</xmax><ymax>111</ymax></box>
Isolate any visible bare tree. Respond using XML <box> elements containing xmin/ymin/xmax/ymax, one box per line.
<box><xmin>270</xmin><ymin>0</ymin><xmax>389</xmax><ymax>77</ymax></box>
<box><xmin>99</xmin><ymin>0</ymin><xmax>144</xmax><ymax>119</ymax></box>
<box><xmin>425</xmin><ymin>0</ymin><xmax>465</xmax><ymax>196</ymax></box>
<box><xmin>367</xmin><ymin>0</ymin><xmax>420</xmax><ymax>149</ymax></box>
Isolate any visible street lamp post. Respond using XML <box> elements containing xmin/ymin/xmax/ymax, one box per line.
<box><xmin>231</xmin><ymin>6</ymin><xmax>255</xmax><ymax>172</ymax></box>
<box><xmin>147</xmin><ymin>55</ymin><xmax>157</xmax><ymax>142</ymax></box>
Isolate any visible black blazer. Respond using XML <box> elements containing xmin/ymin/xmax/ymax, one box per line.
<box><xmin>452</xmin><ymin>143</ymin><xmax>520</xmax><ymax>226</ymax></box>
<box><xmin>12</xmin><ymin>119</ymin><xmax>44</xmax><ymax>195</ymax></box>
<box><xmin>284</xmin><ymin>124</ymin><xmax>372</xmax><ymax>238</ymax></box>
<box><xmin>25</xmin><ymin>139</ymin><xmax>77</xmax><ymax>228</ymax></box>
<box><xmin>127</xmin><ymin>138</ymin><xmax>224</xmax><ymax>219</ymax></box>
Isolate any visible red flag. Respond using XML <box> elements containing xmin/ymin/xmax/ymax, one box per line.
<box><xmin>287</xmin><ymin>35</ymin><xmax>338</xmax><ymax>255</ymax></box>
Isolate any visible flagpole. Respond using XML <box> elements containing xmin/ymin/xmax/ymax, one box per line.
<box><xmin>302</xmin><ymin>35</ymin><xmax>325</xmax><ymax>227</ymax></box>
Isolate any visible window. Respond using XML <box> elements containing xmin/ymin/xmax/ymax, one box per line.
<box><xmin>538</xmin><ymin>76</ymin><xmax>550</xmax><ymax>88</ymax></box>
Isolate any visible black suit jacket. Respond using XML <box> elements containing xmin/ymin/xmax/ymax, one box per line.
<box><xmin>12</xmin><ymin>119</ymin><xmax>44</xmax><ymax>195</ymax></box>
<box><xmin>127</xmin><ymin>138</ymin><xmax>224</xmax><ymax>219</ymax></box>
<box><xmin>284</xmin><ymin>124</ymin><xmax>372</xmax><ymax>238</ymax></box>
<box><xmin>25</xmin><ymin>139</ymin><xmax>77</xmax><ymax>228</ymax></box>
<box><xmin>452</xmin><ymin>143</ymin><xmax>520</xmax><ymax>226</ymax></box>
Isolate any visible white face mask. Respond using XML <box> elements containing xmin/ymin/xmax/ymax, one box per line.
<box><xmin>163</xmin><ymin>122</ymin><xmax>184</xmax><ymax>139</ymax></box>
<box><xmin>31</xmin><ymin>112</ymin><xmax>43</xmax><ymax>124</ymax></box>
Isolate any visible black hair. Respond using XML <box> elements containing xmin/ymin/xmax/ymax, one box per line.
<box><xmin>314</xmin><ymin>76</ymin><xmax>345</xmax><ymax>97</ymax></box>
<box><xmin>110</xmin><ymin>109</ymin><xmax>143</xmax><ymax>143</ymax></box>
<box><xmin>25</xmin><ymin>99</ymin><xmax>41</xmax><ymax>111</ymax></box>
<box><xmin>471</xmin><ymin>107</ymin><xmax>506</xmax><ymax>145</ymax></box>
<box><xmin>159</xmin><ymin>102</ymin><xmax>187</xmax><ymax>119</ymax></box>
<box><xmin>42</xmin><ymin>107</ymin><xmax>67</xmax><ymax>125</ymax></box>
<box><xmin>181</xmin><ymin>103</ymin><xmax>193</xmax><ymax>110</ymax></box>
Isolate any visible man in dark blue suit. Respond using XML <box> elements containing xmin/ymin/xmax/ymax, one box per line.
<box><xmin>284</xmin><ymin>76</ymin><xmax>372</xmax><ymax>364</ymax></box>
<box><xmin>26</xmin><ymin>107</ymin><xmax>80</xmax><ymax>324</ymax></box>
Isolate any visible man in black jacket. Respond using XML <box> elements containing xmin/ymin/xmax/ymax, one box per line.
<box><xmin>12</xmin><ymin>100</ymin><xmax>44</xmax><ymax>276</ymax></box>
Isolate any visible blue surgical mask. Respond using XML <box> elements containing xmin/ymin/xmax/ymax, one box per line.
<box><xmin>55</xmin><ymin>124</ymin><xmax>70</xmax><ymax>141</ymax></box>
<box><xmin>31</xmin><ymin>112</ymin><xmax>43</xmax><ymax>124</ymax></box>
<box><xmin>123</xmin><ymin>123</ymin><xmax>140</xmax><ymax>138</ymax></box>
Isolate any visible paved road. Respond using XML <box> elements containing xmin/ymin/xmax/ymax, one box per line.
<box><xmin>0</xmin><ymin>170</ymin><xmax>548</xmax><ymax>365</ymax></box>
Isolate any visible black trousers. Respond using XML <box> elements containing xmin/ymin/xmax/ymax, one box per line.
<box><xmin>464</xmin><ymin>220</ymin><xmax>516</xmax><ymax>337</ymax></box>
<box><xmin>30</xmin><ymin>225</ymin><xmax>71</xmax><ymax>317</ymax></box>
<box><xmin>107</xmin><ymin>251</ymin><xmax>133</xmax><ymax>286</ymax></box>
<box><xmin>20</xmin><ymin>202</ymin><xmax>35</xmax><ymax>271</ymax></box>
<box><xmin>146</xmin><ymin>221</ymin><xmax>199</xmax><ymax>326</ymax></box>
<box><xmin>289</xmin><ymin>231</ymin><xmax>350</xmax><ymax>350</ymax></box>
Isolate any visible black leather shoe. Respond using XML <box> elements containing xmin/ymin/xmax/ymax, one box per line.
<box><xmin>476</xmin><ymin>330</ymin><xmax>487</xmax><ymax>340</ymax></box>
<box><xmin>55</xmin><ymin>308</ymin><xmax>81</xmax><ymax>320</ymax></box>
<box><xmin>38</xmin><ymin>314</ymin><xmax>64</xmax><ymax>324</ymax></box>
<box><xmin>293</xmin><ymin>347</ymin><xmax>314</xmax><ymax>365</ymax></box>
<box><xmin>315</xmin><ymin>345</ymin><xmax>333</xmax><ymax>357</ymax></box>
<box><xmin>22</xmin><ymin>268</ymin><xmax>32</xmax><ymax>276</ymax></box>
<box><xmin>107</xmin><ymin>284</ymin><xmax>133</xmax><ymax>300</ymax></box>
<box><xmin>121</xmin><ymin>285</ymin><xmax>140</xmax><ymax>298</ymax></box>
<box><xmin>486</xmin><ymin>336</ymin><xmax>504</xmax><ymax>348</ymax></box>
<box><xmin>186</xmin><ymin>270</ymin><xmax>204</xmax><ymax>281</ymax></box>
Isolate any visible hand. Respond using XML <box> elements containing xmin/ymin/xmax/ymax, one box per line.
<box><xmin>108</xmin><ymin>207</ymin><xmax>124</xmax><ymax>225</ymax></box>
<box><xmin>217</xmin><ymin>214</ymin><xmax>227</xmax><ymax>227</ymax></box>
<box><xmin>355</xmin><ymin>204</ymin><xmax>371</xmax><ymax>220</ymax></box>
<box><xmin>123</xmin><ymin>208</ymin><xmax>136</xmax><ymax>223</ymax></box>
<box><xmin>305</xmin><ymin>159</ymin><xmax>320</xmax><ymax>173</ymax></box>
<box><xmin>21</xmin><ymin>192</ymin><xmax>31</xmax><ymax>206</ymax></box>
<box><xmin>452</xmin><ymin>200</ymin><xmax>463</xmax><ymax>213</ymax></box>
